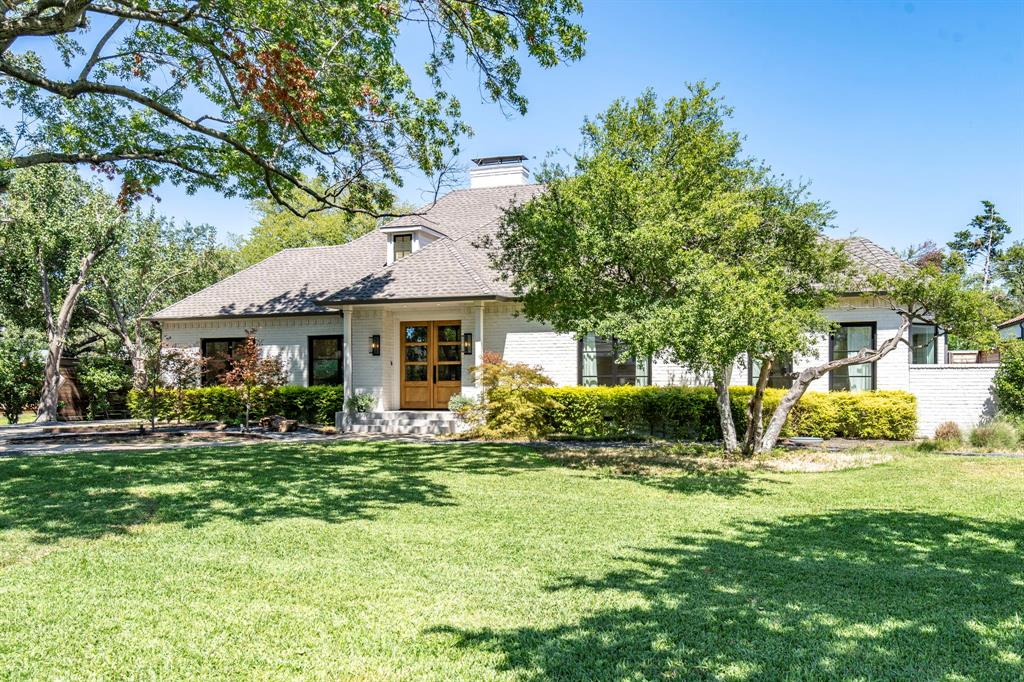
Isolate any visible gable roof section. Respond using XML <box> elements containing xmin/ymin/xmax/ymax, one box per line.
<box><xmin>151</xmin><ymin>230</ymin><xmax>387</xmax><ymax>319</ymax></box>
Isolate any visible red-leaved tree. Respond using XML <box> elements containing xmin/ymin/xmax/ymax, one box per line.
<box><xmin>221</xmin><ymin>333</ymin><xmax>284</xmax><ymax>431</ymax></box>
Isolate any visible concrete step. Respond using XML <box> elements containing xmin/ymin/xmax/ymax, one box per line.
<box><xmin>349</xmin><ymin>423</ymin><xmax>454</xmax><ymax>435</ymax></box>
<box><xmin>351</xmin><ymin>418</ymin><xmax>456</xmax><ymax>427</ymax></box>
<box><xmin>357</xmin><ymin>410</ymin><xmax>453</xmax><ymax>420</ymax></box>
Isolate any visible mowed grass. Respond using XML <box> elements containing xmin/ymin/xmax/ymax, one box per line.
<box><xmin>0</xmin><ymin>442</ymin><xmax>1021</xmax><ymax>680</ymax></box>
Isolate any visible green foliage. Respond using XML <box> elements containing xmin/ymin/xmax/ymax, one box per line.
<box><xmin>993</xmin><ymin>340</ymin><xmax>1024</xmax><ymax>417</ymax></box>
<box><xmin>0</xmin><ymin>326</ymin><xmax>44</xmax><ymax>423</ymax></box>
<box><xmin>997</xmin><ymin>242</ymin><xmax>1024</xmax><ymax>307</ymax></box>
<box><xmin>0</xmin><ymin>0</ymin><xmax>584</xmax><ymax>216</ymax></box>
<box><xmin>541</xmin><ymin>386</ymin><xmax>918</xmax><ymax>442</ymax></box>
<box><xmin>448</xmin><ymin>393</ymin><xmax>483</xmax><ymax>429</ymax></box>
<box><xmin>471</xmin><ymin>357</ymin><xmax>558</xmax><ymax>439</ymax></box>
<box><xmin>0</xmin><ymin>166</ymin><xmax>121</xmax><ymax>330</ymax></box>
<box><xmin>345</xmin><ymin>393</ymin><xmax>377</xmax><ymax>414</ymax></box>
<box><xmin>76</xmin><ymin>354</ymin><xmax>132</xmax><ymax>419</ymax></box>
<box><xmin>127</xmin><ymin>385</ymin><xmax>345</xmax><ymax>425</ymax></box>
<box><xmin>934</xmin><ymin>421</ymin><xmax>963</xmax><ymax>445</ymax></box>
<box><xmin>969</xmin><ymin>420</ymin><xmax>1020</xmax><ymax>451</ymax></box>
<box><xmin>948</xmin><ymin>200</ymin><xmax>1012</xmax><ymax>288</ymax></box>
<box><xmin>495</xmin><ymin>84</ymin><xmax>847</xmax><ymax>452</ymax></box>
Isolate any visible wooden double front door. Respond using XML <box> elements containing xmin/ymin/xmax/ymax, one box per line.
<box><xmin>401</xmin><ymin>321</ymin><xmax>463</xmax><ymax>409</ymax></box>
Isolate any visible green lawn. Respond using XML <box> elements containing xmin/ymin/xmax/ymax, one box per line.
<box><xmin>0</xmin><ymin>412</ymin><xmax>33</xmax><ymax>425</ymax></box>
<box><xmin>0</xmin><ymin>442</ymin><xmax>1021</xmax><ymax>680</ymax></box>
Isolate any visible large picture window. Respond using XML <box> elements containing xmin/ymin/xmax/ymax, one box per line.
<box><xmin>201</xmin><ymin>337</ymin><xmax>245</xmax><ymax>386</ymax></box>
<box><xmin>910</xmin><ymin>324</ymin><xmax>938</xmax><ymax>365</ymax></box>
<box><xmin>579</xmin><ymin>334</ymin><xmax>650</xmax><ymax>386</ymax></box>
<box><xmin>748</xmin><ymin>354</ymin><xmax>794</xmax><ymax>389</ymax></box>
<box><xmin>308</xmin><ymin>335</ymin><xmax>343</xmax><ymax>386</ymax></box>
<box><xmin>829</xmin><ymin>323</ymin><xmax>876</xmax><ymax>391</ymax></box>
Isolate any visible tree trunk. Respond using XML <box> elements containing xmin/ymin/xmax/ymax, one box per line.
<box><xmin>742</xmin><ymin>357</ymin><xmax>772</xmax><ymax>456</ymax></box>
<box><xmin>130</xmin><ymin>341</ymin><xmax>149</xmax><ymax>391</ymax></box>
<box><xmin>713</xmin><ymin>363</ymin><xmax>739</xmax><ymax>454</ymax></box>
<box><xmin>33</xmin><ymin>226</ymin><xmax>116</xmax><ymax>423</ymax></box>
<box><xmin>758</xmin><ymin>315</ymin><xmax>912</xmax><ymax>452</ymax></box>
<box><xmin>35</xmin><ymin>333</ymin><xmax>64</xmax><ymax>422</ymax></box>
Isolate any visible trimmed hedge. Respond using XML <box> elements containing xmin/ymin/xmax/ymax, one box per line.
<box><xmin>541</xmin><ymin>386</ymin><xmax>917</xmax><ymax>441</ymax></box>
<box><xmin>128</xmin><ymin>385</ymin><xmax>345</xmax><ymax>425</ymax></box>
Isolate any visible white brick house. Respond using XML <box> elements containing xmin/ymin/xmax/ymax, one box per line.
<box><xmin>153</xmin><ymin>156</ymin><xmax>995</xmax><ymax>435</ymax></box>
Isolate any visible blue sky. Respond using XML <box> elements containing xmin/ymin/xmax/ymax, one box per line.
<box><xmin>20</xmin><ymin>1</ymin><xmax>1024</xmax><ymax>250</ymax></box>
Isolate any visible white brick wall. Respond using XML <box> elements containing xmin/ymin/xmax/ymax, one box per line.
<box><xmin>909</xmin><ymin>365</ymin><xmax>999</xmax><ymax>437</ymax></box>
<box><xmin>159</xmin><ymin>315</ymin><xmax>343</xmax><ymax>386</ymax></box>
<box><xmin>484</xmin><ymin>303</ymin><xmax>578</xmax><ymax>386</ymax></box>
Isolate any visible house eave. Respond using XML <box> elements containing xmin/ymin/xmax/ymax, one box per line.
<box><xmin>319</xmin><ymin>294</ymin><xmax>514</xmax><ymax>307</ymax></box>
<box><xmin>145</xmin><ymin>310</ymin><xmax>341</xmax><ymax>323</ymax></box>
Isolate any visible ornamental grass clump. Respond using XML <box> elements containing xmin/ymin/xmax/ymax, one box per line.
<box><xmin>969</xmin><ymin>420</ymin><xmax>1020</xmax><ymax>451</ymax></box>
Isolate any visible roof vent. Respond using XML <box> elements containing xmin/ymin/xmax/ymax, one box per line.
<box><xmin>469</xmin><ymin>155</ymin><xmax>529</xmax><ymax>188</ymax></box>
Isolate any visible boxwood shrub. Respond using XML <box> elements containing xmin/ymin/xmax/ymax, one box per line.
<box><xmin>541</xmin><ymin>386</ymin><xmax>917</xmax><ymax>441</ymax></box>
<box><xmin>128</xmin><ymin>385</ymin><xmax>345</xmax><ymax>425</ymax></box>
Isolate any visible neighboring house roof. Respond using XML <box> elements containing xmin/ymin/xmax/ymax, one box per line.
<box><xmin>999</xmin><ymin>312</ymin><xmax>1024</xmax><ymax>329</ymax></box>
<box><xmin>152</xmin><ymin>184</ymin><xmax>911</xmax><ymax>320</ymax></box>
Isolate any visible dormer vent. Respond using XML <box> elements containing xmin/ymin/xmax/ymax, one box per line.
<box><xmin>469</xmin><ymin>155</ymin><xmax>529</xmax><ymax>188</ymax></box>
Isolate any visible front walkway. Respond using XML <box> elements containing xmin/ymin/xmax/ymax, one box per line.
<box><xmin>0</xmin><ymin>421</ymin><xmax>442</xmax><ymax>458</ymax></box>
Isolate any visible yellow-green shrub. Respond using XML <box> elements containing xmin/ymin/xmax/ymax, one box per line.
<box><xmin>540</xmin><ymin>386</ymin><xmax>917</xmax><ymax>441</ymax></box>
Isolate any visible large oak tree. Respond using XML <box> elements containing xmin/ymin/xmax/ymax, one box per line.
<box><xmin>0</xmin><ymin>0</ymin><xmax>585</xmax><ymax>214</ymax></box>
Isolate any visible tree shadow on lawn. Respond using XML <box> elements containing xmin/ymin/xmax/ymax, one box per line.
<box><xmin>0</xmin><ymin>440</ymin><xmax>772</xmax><ymax>546</ymax></box>
<box><xmin>0</xmin><ymin>441</ymin><xmax>538</xmax><ymax>544</ymax></box>
<box><xmin>433</xmin><ymin>510</ymin><xmax>1024</xmax><ymax>680</ymax></box>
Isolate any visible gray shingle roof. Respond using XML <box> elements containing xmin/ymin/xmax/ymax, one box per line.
<box><xmin>151</xmin><ymin>230</ymin><xmax>387</xmax><ymax>319</ymax></box>
<box><xmin>835</xmin><ymin>236</ymin><xmax>913</xmax><ymax>288</ymax></box>
<box><xmin>381</xmin><ymin>184</ymin><xmax>545</xmax><ymax>239</ymax></box>
<box><xmin>153</xmin><ymin>184</ymin><xmax>912</xmax><ymax>319</ymax></box>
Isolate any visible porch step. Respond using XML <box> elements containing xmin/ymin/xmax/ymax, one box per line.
<box><xmin>347</xmin><ymin>410</ymin><xmax>459</xmax><ymax>435</ymax></box>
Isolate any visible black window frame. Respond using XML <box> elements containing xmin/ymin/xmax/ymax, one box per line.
<box><xmin>909</xmin><ymin>323</ymin><xmax>939</xmax><ymax>365</ymax></box>
<box><xmin>393</xmin><ymin>233</ymin><xmax>413</xmax><ymax>261</ymax></box>
<box><xmin>577</xmin><ymin>334</ymin><xmax>652</xmax><ymax>387</ymax></box>
<box><xmin>308</xmin><ymin>334</ymin><xmax>344</xmax><ymax>387</ymax></box>
<box><xmin>747</xmin><ymin>353</ymin><xmax>794</xmax><ymax>389</ymax></box>
<box><xmin>200</xmin><ymin>337</ymin><xmax>245</xmax><ymax>386</ymax></box>
<box><xmin>829</xmin><ymin>322</ymin><xmax>877</xmax><ymax>391</ymax></box>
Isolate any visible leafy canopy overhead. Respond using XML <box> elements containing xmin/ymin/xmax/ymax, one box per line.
<box><xmin>0</xmin><ymin>0</ymin><xmax>585</xmax><ymax>213</ymax></box>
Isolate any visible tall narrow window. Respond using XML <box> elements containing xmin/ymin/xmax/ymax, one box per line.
<box><xmin>201</xmin><ymin>338</ymin><xmax>244</xmax><ymax>386</ymax></box>
<box><xmin>829</xmin><ymin>323</ymin><xmax>876</xmax><ymax>391</ymax></box>
<box><xmin>393</xmin><ymin>234</ymin><xmax>413</xmax><ymax>260</ymax></box>
<box><xmin>749</xmin><ymin>354</ymin><xmax>794</xmax><ymax>389</ymax></box>
<box><xmin>308</xmin><ymin>335</ymin><xmax>343</xmax><ymax>386</ymax></box>
<box><xmin>579</xmin><ymin>334</ymin><xmax>651</xmax><ymax>386</ymax></box>
<box><xmin>910</xmin><ymin>324</ymin><xmax>938</xmax><ymax>365</ymax></box>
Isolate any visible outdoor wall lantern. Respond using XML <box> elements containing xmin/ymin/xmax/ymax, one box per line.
<box><xmin>370</xmin><ymin>335</ymin><xmax>381</xmax><ymax>356</ymax></box>
<box><xmin>462</xmin><ymin>332</ymin><xmax>473</xmax><ymax>355</ymax></box>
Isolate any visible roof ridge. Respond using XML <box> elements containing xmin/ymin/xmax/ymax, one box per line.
<box><xmin>447</xmin><ymin>238</ymin><xmax>493</xmax><ymax>295</ymax></box>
